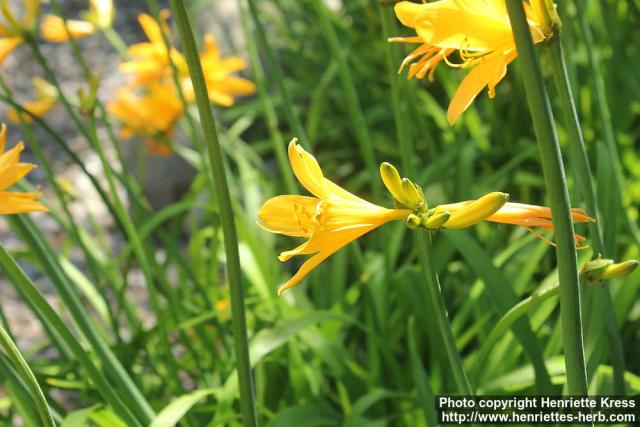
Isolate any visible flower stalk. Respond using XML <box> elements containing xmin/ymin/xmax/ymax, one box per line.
<box><xmin>505</xmin><ymin>0</ymin><xmax>588</xmax><ymax>395</ymax></box>
<box><xmin>416</xmin><ymin>232</ymin><xmax>473</xmax><ymax>394</ymax></box>
<box><xmin>544</xmin><ymin>35</ymin><xmax>626</xmax><ymax>394</ymax></box>
<box><xmin>169</xmin><ymin>1</ymin><xmax>259</xmax><ymax>425</ymax></box>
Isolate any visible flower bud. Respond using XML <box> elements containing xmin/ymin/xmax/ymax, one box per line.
<box><xmin>380</xmin><ymin>162</ymin><xmax>425</xmax><ymax>211</ymax></box>
<box><xmin>402</xmin><ymin>178</ymin><xmax>425</xmax><ymax>211</ymax></box>
<box><xmin>422</xmin><ymin>210</ymin><xmax>450</xmax><ymax>230</ymax></box>
<box><xmin>580</xmin><ymin>259</ymin><xmax>638</xmax><ymax>284</ymax></box>
<box><xmin>443</xmin><ymin>192</ymin><xmax>509</xmax><ymax>229</ymax></box>
<box><xmin>531</xmin><ymin>0</ymin><xmax>560</xmax><ymax>37</ymax></box>
<box><xmin>405</xmin><ymin>213</ymin><xmax>422</xmax><ymax>229</ymax></box>
<box><xmin>601</xmin><ymin>260</ymin><xmax>639</xmax><ymax>280</ymax></box>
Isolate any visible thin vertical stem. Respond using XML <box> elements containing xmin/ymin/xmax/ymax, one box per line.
<box><xmin>170</xmin><ymin>1</ymin><xmax>259</xmax><ymax>426</ymax></box>
<box><xmin>0</xmin><ymin>323</ymin><xmax>55</xmax><ymax>427</ymax></box>
<box><xmin>544</xmin><ymin>37</ymin><xmax>626</xmax><ymax>394</ymax></box>
<box><xmin>505</xmin><ymin>0</ymin><xmax>588</xmax><ymax>395</ymax></box>
<box><xmin>416</xmin><ymin>232</ymin><xmax>473</xmax><ymax>394</ymax></box>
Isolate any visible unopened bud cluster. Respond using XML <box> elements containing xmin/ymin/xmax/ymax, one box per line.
<box><xmin>380</xmin><ymin>162</ymin><xmax>509</xmax><ymax>232</ymax></box>
<box><xmin>580</xmin><ymin>258</ymin><xmax>639</xmax><ymax>284</ymax></box>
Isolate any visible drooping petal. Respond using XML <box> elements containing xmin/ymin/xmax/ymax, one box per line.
<box><xmin>277</xmin><ymin>226</ymin><xmax>374</xmax><ymax>295</ymax></box>
<box><xmin>447</xmin><ymin>50</ymin><xmax>516</xmax><ymax>125</ymax></box>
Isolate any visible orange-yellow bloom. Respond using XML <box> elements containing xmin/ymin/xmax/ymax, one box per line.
<box><xmin>119</xmin><ymin>12</ymin><xmax>254</xmax><ymax>107</ymax></box>
<box><xmin>0</xmin><ymin>0</ymin><xmax>40</xmax><ymax>64</ymax></box>
<box><xmin>41</xmin><ymin>0</ymin><xmax>114</xmax><ymax>43</ymax></box>
<box><xmin>118</xmin><ymin>11</ymin><xmax>186</xmax><ymax>86</ymax></box>
<box><xmin>0</xmin><ymin>124</ymin><xmax>47</xmax><ymax>214</ymax></box>
<box><xmin>182</xmin><ymin>35</ymin><xmax>256</xmax><ymax>106</ymax></box>
<box><xmin>106</xmin><ymin>82</ymin><xmax>182</xmax><ymax>155</ymax></box>
<box><xmin>434</xmin><ymin>199</ymin><xmax>594</xmax><ymax>247</ymax></box>
<box><xmin>390</xmin><ymin>0</ymin><xmax>551</xmax><ymax>124</ymax></box>
<box><xmin>8</xmin><ymin>77</ymin><xmax>57</xmax><ymax>123</ymax></box>
<box><xmin>258</xmin><ymin>141</ymin><xmax>410</xmax><ymax>294</ymax></box>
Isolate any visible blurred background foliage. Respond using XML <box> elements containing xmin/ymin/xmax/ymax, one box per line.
<box><xmin>0</xmin><ymin>0</ymin><xmax>639</xmax><ymax>426</ymax></box>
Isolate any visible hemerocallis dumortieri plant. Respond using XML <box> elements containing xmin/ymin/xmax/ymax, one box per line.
<box><xmin>389</xmin><ymin>0</ymin><xmax>553</xmax><ymax>124</ymax></box>
<box><xmin>106</xmin><ymin>82</ymin><xmax>182</xmax><ymax>156</ymax></box>
<box><xmin>8</xmin><ymin>77</ymin><xmax>57</xmax><ymax>123</ymax></box>
<box><xmin>258</xmin><ymin>140</ymin><xmax>411</xmax><ymax>295</ymax></box>
<box><xmin>0</xmin><ymin>0</ymin><xmax>39</xmax><ymax>64</ymax></box>
<box><xmin>0</xmin><ymin>124</ymin><xmax>47</xmax><ymax>214</ymax></box>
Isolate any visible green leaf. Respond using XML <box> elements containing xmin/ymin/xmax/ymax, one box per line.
<box><xmin>150</xmin><ymin>389</ymin><xmax>216</xmax><ymax>427</ymax></box>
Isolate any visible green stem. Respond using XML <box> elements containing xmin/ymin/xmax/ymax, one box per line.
<box><xmin>416</xmin><ymin>232</ymin><xmax>473</xmax><ymax>394</ymax></box>
<box><xmin>506</xmin><ymin>0</ymin><xmax>587</xmax><ymax>395</ymax></box>
<box><xmin>169</xmin><ymin>1</ymin><xmax>259</xmax><ymax>426</ymax></box>
<box><xmin>101</xmin><ymin>25</ymin><xmax>129</xmax><ymax>59</ymax></box>
<box><xmin>244</xmin><ymin>0</ymin><xmax>310</xmax><ymax>148</ymax></box>
<box><xmin>0</xmin><ymin>323</ymin><xmax>56</xmax><ymax>427</ymax></box>
<box><xmin>544</xmin><ymin>37</ymin><xmax>626</xmax><ymax>394</ymax></box>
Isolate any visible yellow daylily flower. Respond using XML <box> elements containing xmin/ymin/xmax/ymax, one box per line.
<box><xmin>119</xmin><ymin>11</ymin><xmax>186</xmax><ymax>86</ymax></box>
<box><xmin>433</xmin><ymin>199</ymin><xmax>594</xmax><ymax>247</ymax></box>
<box><xmin>258</xmin><ymin>140</ymin><xmax>410</xmax><ymax>295</ymax></box>
<box><xmin>41</xmin><ymin>0</ymin><xmax>113</xmax><ymax>43</ymax></box>
<box><xmin>181</xmin><ymin>34</ymin><xmax>256</xmax><ymax>106</ymax></box>
<box><xmin>8</xmin><ymin>77</ymin><xmax>57</xmax><ymax>123</ymax></box>
<box><xmin>389</xmin><ymin>0</ymin><xmax>552</xmax><ymax>124</ymax></box>
<box><xmin>0</xmin><ymin>124</ymin><xmax>47</xmax><ymax>214</ymax></box>
<box><xmin>106</xmin><ymin>82</ymin><xmax>182</xmax><ymax>155</ymax></box>
<box><xmin>0</xmin><ymin>0</ymin><xmax>40</xmax><ymax>64</ymax></box>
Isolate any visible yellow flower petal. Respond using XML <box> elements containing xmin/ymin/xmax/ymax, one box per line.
<box><xmin>447</xmin><ymin>50</ymin><xmax>516</xmax><ymax>125</ymax></box>
<box><xmin>277</xmin><ymin>225</ymin><xmax>376</xmax><ymax>295</ymax></box>
<box><xmin>0</xmin><ymin>125</ymin><xmax>47</xmax><ymax>214</ymax></box>
<box><xmin>41</xmin><ymin>15</ymin><xmax>96</xmax><ymax>43</ymax></box>
<box><xmin>257</xmin><ymin>195</ymin><xmax>320</xmax><ymax>238</ymax></box>
<box><xmin>0</xmin><ymin>192</ymin><xmax>47</xmax><ymax>214</ymax></box>
<box><xmin>0</xmin><ymin>36</ymin><xmax>22</xmax><ymax>64</ymax></box>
